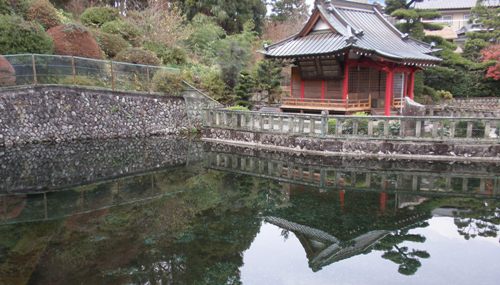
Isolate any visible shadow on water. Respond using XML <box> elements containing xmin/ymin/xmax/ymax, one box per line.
<box><xmin>0</xmin><ymin>138</ymin><xmax>499</xmax><ymax>284</ymax></box>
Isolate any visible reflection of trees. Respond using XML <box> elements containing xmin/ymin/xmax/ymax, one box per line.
<box><xmin>374</xmin><ymin>222</ymin><xmax>430</xmax><ymax>276</ymax></box>
<box><xmin>453</xmin><ymin>200</ymin><xmax>500</xmax><ymax>240</ymax></box>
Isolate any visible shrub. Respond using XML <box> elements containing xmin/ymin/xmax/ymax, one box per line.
<box><xmin>47</xmin><ymin>23</ymin><xmax>103</xmax><ymax>58</ymax></box>
<box><xmin>0</xmin><ymin>14</ymin><xmax>54</xmax><ymax>54</ymax></box>
<box><xmin>151</xmin><ymin>70</ymin><xmax>185</xmax><ymax>96</ymax></box>
<box><xmin>26</xmin><ymin>0</ymin><xmax>61</xmax><ymax>29</ymax></box>
<box><xmin>226</xmin><ymin>105</ymin><xmax>249</xmax><ymax>111</ymax></box>
<box><xmin>101</xmin><ymin>20</ymin><xmax>140</xmax><ymax>45</ymax></box>
<box><xmin>200</xmin><ymin>69</ymin><xmax>227</xmax><ymax>103</ymax></box>
<box><xmin>143</xmin><ymin>42</ymin><xmax>187</xmax><ymax>66</ymax></box>
<box><xmin>0</xmin><ymin>55</ymin><xmax>15</xmax><ymax>86</ymax></box>
<box><xmin>114</xmin><ymin>47</ymin><xmax>160</xmax><ymax>65</ymax></box>
<box><xmin>94</xmin><ymin>30</ymin><xmax>129</xmax><ymax>58</ymax></box>
<box><xmin>328</xmin><ymin>118</ymin><xmax>337</xmax><ymax>134</ymax></box>
<box><xmin>436</xmin><ymin>90</ymin><xmax>453</xmax><ymax>100</ymax></box>
<box><xmin>0</xmin><ymin>0</ymin><xmax>12</xmax><ymax>15</ymax></box>
<box><xmin>80</xmin><ymin>6</ymin><xmax>119</xmax><ymax>27</ymax></box>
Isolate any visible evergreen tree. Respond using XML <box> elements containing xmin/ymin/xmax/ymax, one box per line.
<box><xmin>268</xmin><ymin>0</ymin><xmax>309</xmax><ymax>22</ymax></box>
<box><xmin>234</xmin><ymin>71</ymin><xmax>255</xmax><ymax>107</ymax></box>
<box><xmin>174</xmin><ymin>0</ymin><xmax>267</xmax><ymax>34</ymax></box>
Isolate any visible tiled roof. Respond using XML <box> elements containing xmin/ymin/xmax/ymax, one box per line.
<box><xmin>414</xmin><ymin>0</ymin><xmax>500</xmax><ymax>10</ymax></box>
<box><xmin>263</xmin><ymin>0</ymin><xmax>441</xmax><ymax>63</ymax></box>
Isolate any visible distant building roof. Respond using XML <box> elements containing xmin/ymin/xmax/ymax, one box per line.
<box><xmin>414</xmin><ymin>0</ymin><xmax>500</xmax><ymax>10</ymax></box>
<box><xmin>262</xmin><ymin>0</ymin><xmax>441</xmax><ymax>65</ymax></box>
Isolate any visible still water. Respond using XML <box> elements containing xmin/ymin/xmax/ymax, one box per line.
<box><xmin>0</xmin><ymin>138</ymin><xmax>499</xmax><ymax>285</ymax></box>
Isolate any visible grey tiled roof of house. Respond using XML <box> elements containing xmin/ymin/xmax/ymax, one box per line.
<box><xmin>414</xmin><ymin>0</ymin><xmax>500</xmax><ymax>10</ymax></box>
<box><xmin>262</xmin><ymin>0</ymin><xmax>441</xmax><ymax>63</ymax></box>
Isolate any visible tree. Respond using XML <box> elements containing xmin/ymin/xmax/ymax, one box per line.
<box><xmin>254</xmin><ymin>59</ymin><xmax>283</xmax><ymax>104</ymax></box>
<box><xmin>390</xmin><ymin>8</ymin><xmax>441</xmax><ymax>40</ymax></box>
<box><xmin>374</xmin><ymin>222</ymin><xmax>431</xmax><ymax>276</ymax></box>
<box><xmin>268</xmin><ymin>0</ymin><xmax>309</xmax><ymax>22</ymax></box>
<box><xmin>234</xmin><ymin>71</ymin><xmax>255</xmax><ymax>107</ymax></box>
<box><xmin>482</xmin><ymin>44</ymin><xmax>500</xmax><ymax>80</ymax></box>
<box><xmin>385</xmin><ymin>0</ymin><xmax>422</xmax><ymax>14</ymax></box>
<box><xmin>175</xmin><ymin>0</ymin><xmax>267</xmax><ymax>34</ymax></box>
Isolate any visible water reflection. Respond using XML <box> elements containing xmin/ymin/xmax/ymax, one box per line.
<box><xmin>0</xmin><ymin>139</ymin><xmax>499</xmax><ymax>284</ymax></box>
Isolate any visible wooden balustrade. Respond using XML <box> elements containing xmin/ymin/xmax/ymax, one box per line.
<box><xmin>204</xmin><ymin>109</ymin><xmax>500</xmax><ymax>142</ymax></box>
<box><xmin>281</xmin><ymin>96</ymin><xmax>371</xmax><ymax>112</ymax></box>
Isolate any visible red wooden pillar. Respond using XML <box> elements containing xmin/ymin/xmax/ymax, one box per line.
<box><xmin>300</xmin><ymin>80</ymin><xmax>305</xmax><ymax>101</ymax></box>
<box><xmin>342</xmin><ymin>61</ymin><xmax>349</xmax><ymax>103</ymax></box>
<box><xmin>408</xmin><ymin>70</ymin><xmax>415</xmax><ymax>100</ymax></box>
<box><xmin>384</xmin><ymin>68</ymin><xmax>394</xmax><ymax>116</ymax></box>
<box><xmin>379</xmin><ymin>192</ymin><xmax>387</xmax><ymax>212</ymax></box>
<box><xmin>321</xmin><ymin>80</ymin><xmax>326</xmax><ymax>101</ymax></box>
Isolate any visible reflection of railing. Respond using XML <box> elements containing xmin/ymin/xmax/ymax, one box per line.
<box><xmin>204</xmin><ymin>109</ymin><xmax>500</xmax><ymax>141</ymax></box>
<box><xmin>0</xmin><ymin>54</ymin><xmax>179</xmax><ymax>93</ymax></box>
<box><xmin>281</xmin><ymin>96</ymin><xmax>371</xmax><ymax>111</ymax></box>
<box><xmin>205</xmin><ymin>151</ymin><xmax>500</xmax><ymax>196</ymax></box>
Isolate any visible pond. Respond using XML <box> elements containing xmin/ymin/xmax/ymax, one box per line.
<box><xmin>0</xmin><ymin>137</ymin><xmax>499</xmax><ymax>285</ymax></box>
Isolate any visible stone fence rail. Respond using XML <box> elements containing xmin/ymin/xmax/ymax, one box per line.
<box><xmin>204</xmin><ymin>109</ymin><xmax>500</xmax><ymax>142</ymax></box>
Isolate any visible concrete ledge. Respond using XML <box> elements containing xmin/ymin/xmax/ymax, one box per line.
<box><xmin>202</xmin><ymin>128</ymin><xmax>500</xmax><ymax>162</ymax></box>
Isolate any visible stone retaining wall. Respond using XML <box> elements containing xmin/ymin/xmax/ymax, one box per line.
<box><xmin>203</xmin><ymin>127</ymin><xmax>500</xmax><ymax>162</ymax></box>
<box><xmin>0</xmin><ymin>85</ymin><xmax>189</xmax><ymax>146</ymax></box>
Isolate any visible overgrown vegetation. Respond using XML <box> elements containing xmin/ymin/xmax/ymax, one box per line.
<box><xmin>0</xmin><ymin>0</ymin><xmax>497</xmax><ymax>102</ymax></box>
<box><xmin>387</xmin><ymin>0</ymin><xmax>499</xmax><ymax>102</ymax></box>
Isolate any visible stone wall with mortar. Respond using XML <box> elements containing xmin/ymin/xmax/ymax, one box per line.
<box><xmin>0</xmin><ymin>85</ymin><xmax>190</xmax><ymax>146</ymax></box>
<box><xmin>202</xmin><ymin>127</ymin><xmax>500</xmax><ymax>161</ymax></box>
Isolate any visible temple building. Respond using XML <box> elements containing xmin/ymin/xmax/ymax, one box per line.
<box><xmin>261</xmin><ymin>0</ymin><xmax>441</xmax><ymax>115</ymax></box>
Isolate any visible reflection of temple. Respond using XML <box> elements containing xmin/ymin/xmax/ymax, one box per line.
<box><xmin>266</xmin><ymin>216</ymin><xmax>388</xmax><ymax>271</ymax></box>
<box><xmin>265</xmin><ymin>185</ymin><xmax>432</xmax><ymax>272</ymax></box>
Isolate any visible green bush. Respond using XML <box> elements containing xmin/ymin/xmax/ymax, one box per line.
<box><xmin>143</xmin><ymin>42</ymin><xmax>187</xmax><ymax>66</ymax></box>
<box><xmin>26</xmin><ymin>0</ymin><xmax>61</xmax><ymax>29</ymax></box>
<box><xmin>328</xmin><ymin>118</ymin><xmax>337</xmax><ymax>134</ymax></box>
<box><xmin>436</xmin><ymin>90</ymin><xmax>453</xmax><ymax>100</ymax></box>
<box><xmin>151</xmin><ymin>70</ymin><xmax>185</xmax><ymax>96</ymax></box>
<box><xmin>80</xmin><ymin>6</ymin><xmax>119</xmax><ymax>27</ymax></box>
<box><xmin>94</xmin><ymin>30</ymin><xmax>129</xmax><ymax>58</ymax></box>
<box><xmin>0</xmin><ymin>14</ymin><xmax>53</xmax><ymax>54</ymax></box>
<box><xmin>226</xmin><ymin>105</ymin><xmax>249</xmax><ymax>111</ymax></box>
<box><xmin>0</xmin><ymin>0</ymin><xmax>12</xmax><ymax>15</ymax></box>
<box><xmin>101</xmin><ymin>20</ymin><xmax>140</xmax><ymax>45</ymax></box>
<box><xmin>114</xmin><ymin>47</ymin><xmax>161</xmax><ymax>65</ymax></box>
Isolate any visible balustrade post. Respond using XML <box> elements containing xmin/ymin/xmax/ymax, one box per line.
<box><xmin>258</xmin><ymin>114</ymin><xmax>263</xmax><ymax>131</ymax></box>
<box><xmin>399</xmin><ymin>119</ymin><xmax>405</xmax><ymax>137</ymax></box>
<box><xmin>289</xmin><ymin>117</ymin><xmax>295</xmax><ymax>133</ymax></box>
<box><xmin>320</xmin><ymin>111</ymin><xmax>328</xmax><ymax>137</ymax></box>
<box><xmin>450</xmin><ymin>121</ymin><xmax>456</xmax><ymax>138</ymax></box>
<box><xmin>466</xmin><ymin>121</ymin><xmax>473</xmax><ymax>138</ymax></box>
<box><xmin>279</xmin><ymin>116</ymin><xmax>284</xmax><ymax>133</ymax></box>
<box><xmin>309</xmin><ymin>116</ymin><xmax>315</xmax><ymax>135</ymax></box>
<box><xmin>431</xmin><ymin>120</ymin><xmax>438</xmax><ymax>138</ymax></box>
<box><xmin>352</xmin><ymin>120</ymin><xmax>358</xmax><ymax>136</ymax></box>
<box><xmin>110</xmin><ymin>60</ymin><xmax>115</xmax><ymax>91</ymax></box>
<box><xmin>215</xmin><ymin>112</ymin><xmax>220</xmax><ymax>126</ymax></box>
<box><xmin>298</xmin><ymin>117</ymin><xmax>304</xmax><ymax>133</ymax></box>
<box><xmin>336</xmin><ymin>119</ymin><xmax>343</xmax><ymax>136</ymax></box>
<box><xmin>383</xmin><ymin>120</ymin><xmax>389</xmax><ymax>137</ymax></box>
<box><xmin>269</xmin><ymin>115</ymin><xmax>274</xmax><ymax>131</ymax></box>
<box><xmin>484</xmin><ymin>121</ymin><xmax>491</xmax><ymax>139</ymax></box>
<box><xmin>415</xmin><ymin>120</ymin><xmax>422</xmax><ymax>137</ymax></box>
<box><xmin>368</xmin><ymin>120</ymin><xmax>374</xmax><ymax>136</ymax></box>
